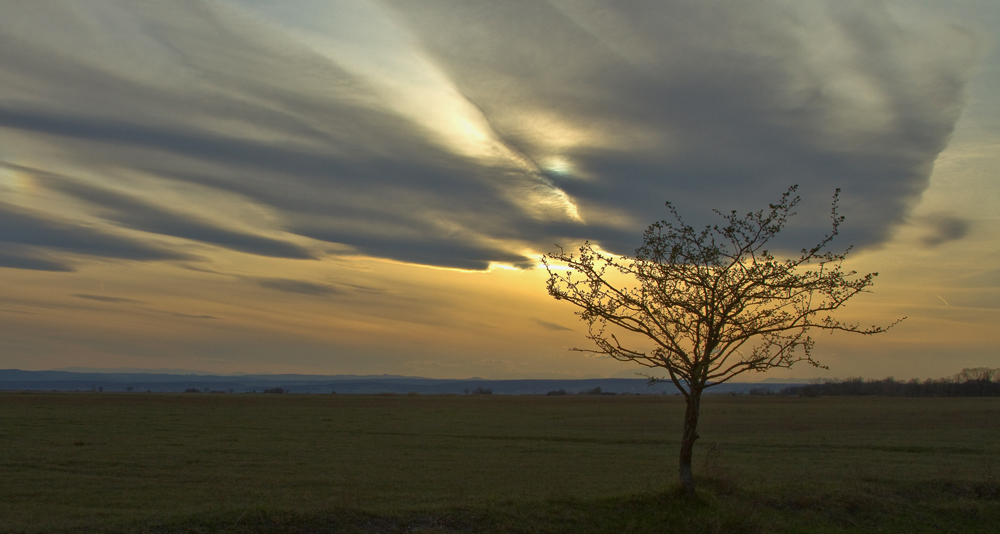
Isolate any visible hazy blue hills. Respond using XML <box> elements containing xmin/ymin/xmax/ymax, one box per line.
<box><xmin>0</xmin><ymin>369</ymin><xmax>805</xmax><ymax>395</ymax></box>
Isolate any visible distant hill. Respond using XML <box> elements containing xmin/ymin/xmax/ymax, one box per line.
<box><xmin>0</xmin><ymin>369</ymin><xmax>805</xmax><ymax>395</ymax></box>
<box><xmin>51</xmin><ymin>367</ymin><xmax>420</xmax><ymax>380</ymax></box>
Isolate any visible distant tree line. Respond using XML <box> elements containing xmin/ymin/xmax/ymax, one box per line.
<box><xmin>545</xmin><ymin>387</ymin><xmax>620</xmax><ymax>396</ymax></box>
<box><xmin>779</xmin><ymin>368</ymin><xmax>1000</xmax><ymax>397</ymax></box>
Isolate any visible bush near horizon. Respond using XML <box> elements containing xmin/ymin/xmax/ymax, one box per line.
<box><xmin>782</xmin><ymin>368</ymin><xmax>1000</xmax><ymax>397</ymax></box>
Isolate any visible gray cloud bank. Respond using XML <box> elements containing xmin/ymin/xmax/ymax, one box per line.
<box><xmin>35</xmin><ymin>170</ymin><xmax>316</xmax><ymax>260</ymax></box>
<box><xmin>0</xmin><ymin>201</ymin><xmax>192</xmax><ymax>272</ymax></box>
<box><xmin>0</xmin><ymin>0</ymin><xmax>976</xmax><ymax>271</ymax></box>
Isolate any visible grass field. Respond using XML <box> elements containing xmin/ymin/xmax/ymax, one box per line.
<box><xmin>1</xmin><ymin>392</ymin><xmax>998</xmax><ymax>533</ymax></box>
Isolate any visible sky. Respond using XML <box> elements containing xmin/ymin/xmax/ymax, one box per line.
<box><xmin>0</xmin><ymin>0</ymin><xmax>996</xmax><ymax>380</ymax></box>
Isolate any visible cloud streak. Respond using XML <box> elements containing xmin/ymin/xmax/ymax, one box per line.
<box><xmin>385</xmin><ymin>0</ymin><xmax>976</xmax><ymax>250</ymax></box>
<box><xmin>31</xmin><ymin>170</ymin><xmax>316</xmax><ymax>260</ymax></box>
<box><xmin>254</xmin><ymin>278</ymin><xmax>343</xmax><ymax>297</ymax></box>
<box><xmin>535</xmin><ymin>319</ymin><xmax>573</xmax><ymax>332</ymax></box>
<box><xmin>75</xmin><ymin>294</ymin><xmax>142</xmax><ymax>304</ymax></box>
<box><xmin>0</xmin><ymin>201</ymin><xmax>193</xmax><ymax>271</ymax></box>
<box><xmin>0</xmin><ymin>0</ymin><xmax>976</xmax><ymax>271</ymax></box>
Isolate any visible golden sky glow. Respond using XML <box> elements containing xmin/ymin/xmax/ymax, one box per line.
<box><xmin>0</xmin><ymin>0</ymin><xmax>997</xmax><ymax>379</ymax></box>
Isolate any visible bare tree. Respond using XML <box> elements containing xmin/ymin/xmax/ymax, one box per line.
<box><xmin>543</xmin><ymin>185</ymin><xmax>901</xmax><ymax>495</ymax></box>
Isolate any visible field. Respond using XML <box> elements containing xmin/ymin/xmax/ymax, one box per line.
<box><xmin>1</xmin><ymin>393</ymin><xmax>998</xmax><ymax>533</ymax></box>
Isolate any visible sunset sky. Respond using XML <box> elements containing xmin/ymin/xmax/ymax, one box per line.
<box><xmin>0</xmin><ymin>0</ymin><xmax>996</xmax><ymax>380</ymax></box>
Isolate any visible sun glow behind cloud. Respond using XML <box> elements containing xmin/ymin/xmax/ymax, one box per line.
<box><xmin>232</xmin><ymin>0</ymin><xmax>583</xmax><ymax>224</ymax></box>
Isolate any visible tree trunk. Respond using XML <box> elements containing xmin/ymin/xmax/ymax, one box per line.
<box><xmin>678</xmin><ymin>385</ymin><xmax>702</xmax><ymax>496</ymax></box>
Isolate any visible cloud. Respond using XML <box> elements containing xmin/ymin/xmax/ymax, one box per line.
<box><xmin>918</xmin><ymin>215</ymin><xmax>972</xmax><ymax>247</ymax></box>
<box><xmin>178</xmin><ymin>263</ymin><xmax>371</xmax><ymax>298</ymax></box>
<box><xmin>292</xmin><ymin>224</ymin><xmax>533</xmax><ymax>270</ymax></box>
<box><xmin>72</xmin><ymin>294</ymin><xmax>218</xmax><ymax>319</ymax></box>
<box><xmin>0</xmin><ymin>201</ymin><xmax>194</xmax><ymax>270</ymax></box>
<box><xmin>383</xmin><ymin>0</ymin><xmax>976</xmax><ymax>251</ymax></box>
<box><xmin>27</xmin><ymin>169</ymin><xmax>316</xmax><ymax>260</ymax></box>
<box><xmin>167</xmin><ymin>312</ymin><xmax>217</xmax><ymax>320</ymax></box>
<box><xmin>534</xmin><ymin>319</ymin><xmax>573</xmax><ymax>332</ymax></box>
<box><xmin>254</xmin><ymin>278</ymin><xmax>343</xmax><ymax>296</ymax></box>
<box><xmin>75</xmin><ymin>294</ymin><xmax>143</xmax><ymax>304</ymax></box>
<box><xmin>0</xmin><ymin>0</ymin><xmax>976</xmax><ymax>270</ymax></box>
<box><xmin>0</xmin><ymin>249</ymin><xmax>74</xmax><ymax>272</ymax></box>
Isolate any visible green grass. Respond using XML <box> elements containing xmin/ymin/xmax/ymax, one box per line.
<box><xmin>1</xmin><ymin>393</ymin><xmax>997</xmax><ymax>532</ymax></box>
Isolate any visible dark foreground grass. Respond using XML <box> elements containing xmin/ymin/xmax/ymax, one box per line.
<box><xmin>17</xmin><ymin>484</ymin><xmax>1000</xmax><ymax>534</ymax></box>
<box><xmin>1</xmin><ymin>393</ymin><xmax>998</xmax><ymax>533</ymax></box>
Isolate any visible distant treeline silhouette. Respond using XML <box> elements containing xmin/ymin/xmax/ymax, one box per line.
<box><xmin>779</xmin><ymin>368</ymin><xmax>1000</xmax><ymax>397</ymax></box>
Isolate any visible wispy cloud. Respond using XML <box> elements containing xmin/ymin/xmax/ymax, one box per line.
<box><xmin>0</xmin><ymin>0</ymin><xmax>975</xmax><ymax>272</ymax></box>
<box><xmin>167</xmin><ymin>312</ymin><xmax>217</xmax><ymax>320</ymax></box>
<box><xmin>385</xmin><ymin>0</ymin><xmax>976</xmax><ymax>251</ymax></box>
<box><xmin>75</xmin><ymin>294</ymin><xmax>142</xmax><ymax>304</ymax></box>
<box><xmin>0</xmin><ymin>201</ymin><xmax>193</xmax><ymax>271</ymax></box>
<box><xmin>0</xmin><ymin>249</ymin><xmax>74</xmax><ymax>272</ymax></box>
<box><xmin>534</xmin><ymin>319</ymin><xmax>573</xmax><ymax>332</ymax></box>
<box><xmin>918</xmin><ymin>215</ymin><xmax>972</xmax><ymax>247</ymax></box>
<box><xmin>33</xmin><ymin>170</ymin><xmax>316</xmax><ymax>260</ymax></box>
<box><xmin>254</xmin><ymin>278</ymin><xmax>343</xmax><ymax>297</ymax></box>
